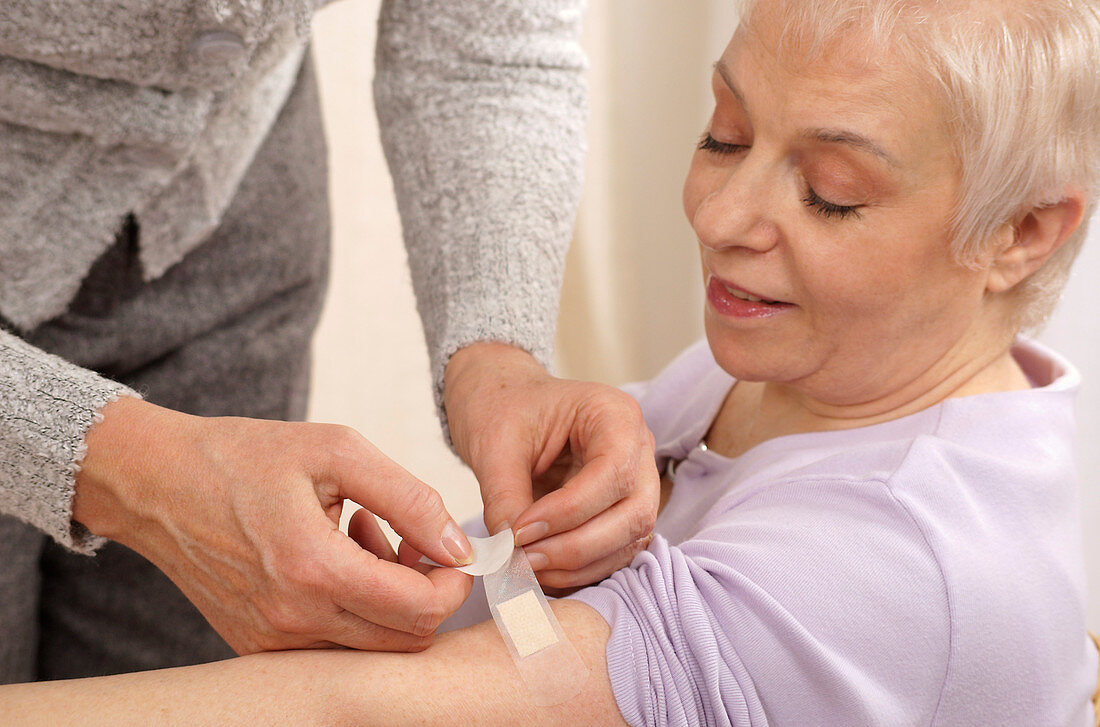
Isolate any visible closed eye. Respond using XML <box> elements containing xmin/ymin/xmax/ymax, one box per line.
<box><xmin>699</xmin><ymin>131</ymin><xmax>864</xmax><ymax>221</ymax></box>
<box><xmin>802</xmin><ymin>187</ymin><xmax>863</xmax><ymax>220</ymax></box>
<box><xmin>697</xmin><ymin>133</ymin><xmax>745</xmax><ymax>155</ymax></box>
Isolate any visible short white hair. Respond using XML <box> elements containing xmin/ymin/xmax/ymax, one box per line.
<box><xmin>734</xmin><ymin>0</ymin><xmax>1100</xmax><ymax>329</ymax></box>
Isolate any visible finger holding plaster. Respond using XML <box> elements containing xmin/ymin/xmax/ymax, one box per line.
<box><xmin>418</xmin><ymin>529</ymin><xmax>515</xmax><ymax>576</ymax></box>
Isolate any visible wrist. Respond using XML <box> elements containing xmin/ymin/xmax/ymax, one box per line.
<box><xmin>443</xmin><ymin>342</ymin><xmax>549</xmax><ymax>460</ymax></box>
<box><xmin>444</xmin><ymin>342</ymin><xmax>544</xmax><ymax>394</ymax></box>
<box><xmin>72</xmin><ymin>396</ymin><xmax>183</xmax><ymax>542</ymax></box>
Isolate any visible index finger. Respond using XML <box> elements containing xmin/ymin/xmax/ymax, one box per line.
<box><xmin>315</xmin><ymin>431</ymin><xmax>472</xmax><ymax>568</ymax></box>
<box><xmin>325</xmin><ymin>529</ymin><xmax>472</xmax><ymax>638</ymax></box>
<box><xmin>513</xmin><ymin>450</ymin><xmax>644</xmax><ymax>544</ymax></box>
<box><xmin>512</xmin><ymin>415</ymin><xmax>658</xmax><ymax>546</ymax></box>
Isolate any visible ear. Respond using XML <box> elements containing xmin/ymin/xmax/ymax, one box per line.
<box><xmin>986</xmin><ymin>191</ymin><xmax>1087</xmax><ymax>294</ymax></box>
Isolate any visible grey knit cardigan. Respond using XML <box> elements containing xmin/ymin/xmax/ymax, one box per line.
<box><xmin>0</xmin><ymin>0</ymin><xmax>587</xmax><ymax>552</ymax></box>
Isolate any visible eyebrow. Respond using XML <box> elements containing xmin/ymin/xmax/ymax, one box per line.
<box><xmin>714</xmin><ymin>61</ymin><xmax>749</xmax><ymax>110</ymax></box>
<box><xmin>713</xmin><ymin>60</ymin><xmax>899</xmax><ymax>168</ymax></box>
<box><xmin>804</xmin><ymin>128</ymin><xmax>898</xmax><ymax>167</ymax></box>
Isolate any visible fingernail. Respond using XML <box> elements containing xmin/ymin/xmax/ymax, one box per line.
<box><xmin>441</xmin><ymin>522</ymin><xmax>473</xmax><ymax>566</ymax></box>
<box><xmin>526</xmin><ymin>551</ymin><xmax>549</xmax><ymax>571</ymax></box>
<box><xmin>490</xmin><ymin>520</ymin><xmax>511</xmax><ymax>536</ymax></box>
<box><xmin>513</xmin><ymin>521</ymin><xmax>549</xmax><ymax>547</ymax></box>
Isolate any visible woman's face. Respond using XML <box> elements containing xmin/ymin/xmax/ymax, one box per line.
<box><xmin>683</xmin><ymin>13</ymin><xmax>1000</xmax><ymax>407</ymax></box>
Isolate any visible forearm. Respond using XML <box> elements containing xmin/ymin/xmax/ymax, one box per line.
<box><xmin>70</xmin><ymin>396</ymin><xmax>191</xmax><ymax>545</ymax></box>
<box><xmin>0</xmin><ymin>601</ymin><xmax>627</xmax><ymax>727</ymax></box>
<box><xmin>0</xmin><ymin>652</ymin><xmax>339</xmax><ymax>727</ymax></box>
<box><xmin>331</xmin><ymin>599</ymin><xmax>625</xmax><ymax>726</ymax></box>
<box><xmin>374</xmin><ymin>0</ymin><xmax>589</xmax><ymax>414</ymax></box>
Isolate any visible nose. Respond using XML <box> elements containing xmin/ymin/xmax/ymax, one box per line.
<box><xmin>690</xmin><ymin>161</ymin><xmax>781</xmax><ymax>254</ymax></box>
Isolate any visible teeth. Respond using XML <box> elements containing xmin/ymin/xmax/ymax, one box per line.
<box><xmin>725</xmin><ymin>285</ymin><xmax>767</xmax><ymax>303</ymax></box>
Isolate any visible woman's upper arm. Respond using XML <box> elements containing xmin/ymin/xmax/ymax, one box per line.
<box><xmin>568</xmin><ymin>481</ymin><xmax>951</xmax><ymax>726</ymax></box>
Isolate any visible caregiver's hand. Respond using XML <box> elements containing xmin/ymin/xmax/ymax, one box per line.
<box><xmin>444</xmin><ymin>342</ymin><xmax>660</xmax><ymax>590</ymax></box>
<box><xmin>71</xmin><ymin>396</ymin><xmax>473</xmax><ymax>655</ymax></box>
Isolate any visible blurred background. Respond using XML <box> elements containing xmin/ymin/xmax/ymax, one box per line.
<box><xmin>308</xmin><ymin>1</ymin><xmax>1100</xmax><ymax>630</ymax></box>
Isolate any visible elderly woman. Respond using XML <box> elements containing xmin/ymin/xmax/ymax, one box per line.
<box><xmin>2</xmin><ymin>0</ymin><xmax>1099</xmax><ymax>724</ymax></box>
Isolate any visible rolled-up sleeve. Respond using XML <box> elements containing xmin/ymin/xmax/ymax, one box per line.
<box><xmin>575</xmin><ymin>540</ymin><xmax>763</xmax><ymax>726</ymax></box>
<box><xmin>570</xmin><ymin>480</ymin><xmax>951</xmax><ymax>727</ymax></box>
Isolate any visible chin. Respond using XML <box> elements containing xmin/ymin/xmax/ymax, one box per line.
<box><xmin>703</xmin><ymin>323</ymin><xmax>800</xmax><ymax>384</ymax></box>
<box><xmin>708</xmin><ymin>332</ymin><xmax>787</xmax><ymax>380</ymax></box>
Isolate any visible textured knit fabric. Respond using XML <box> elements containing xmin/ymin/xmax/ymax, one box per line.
<box><xmin>0</xmin><ymin>335</ymin><xmax>132</xmax><ymax>554</ymax></box>
<box><xmin>0</xmin><ymin>0</ymin><xmax>587</xmax><ymax>550</ymax></box>
<box><xmin>0</xmin><ymin>49</ymin><xmax>328</xmax><ymax>682</ymax></box>
<box><xmin>570</xmin><ymin>339</ymin><xmax>1098</xmax><ymax>726</ymax></box>
<box><xmin>374</xmin><ymin>0</ymin><xmax>588</xmax><ymax>421</ymax></box>
<box><xmin>0</xmin><ymin>14</ymin><xmax>314</xmax><ymax>330</ymax></box>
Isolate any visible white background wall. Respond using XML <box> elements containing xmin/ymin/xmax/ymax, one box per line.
<box><xmin>308</xmin><ymin>1</ymin><xmax>1100</xmax><ymax>630</ymax></box>
<box><xmin>1037</xmin><ymin>235</ymin><xmax>1100</xmax><ymax>631</ymax></box>
<box><xmin>307</xmin><ymin>0</ymin><xmax>483</xmax><ymax>534</ymax></box>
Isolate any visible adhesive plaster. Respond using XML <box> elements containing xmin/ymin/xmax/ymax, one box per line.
<box><xmin>485</xmin><ymin>547</ymin><xmax>590</xmax><ymax>706</ymax></box>
<box><xmin>495</xmin><ymin>589</ymin><xmax>559</xmax><ymax>657</ymax></box>
<box><xmin>422</xmin><ymin>526</ymin><xmax>589</xmax><ymax>706</ymax></box>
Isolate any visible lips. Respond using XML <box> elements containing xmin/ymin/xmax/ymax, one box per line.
<box><xmin>705</xmin><ymin>275</ymin><xmax>793</xmax><ymax>318</ymax></box>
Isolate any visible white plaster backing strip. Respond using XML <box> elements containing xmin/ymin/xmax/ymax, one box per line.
<box><xmin>419</xmin><ymin>529</ymin><xmax>515</xmax><ymax>576</ymax></box>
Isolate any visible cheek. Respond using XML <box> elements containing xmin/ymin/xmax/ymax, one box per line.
<box><xmin>802</xmin><ymin>236</ymin><xmax>978</xmax><ymax>335</ymax></box>
<box><xmin>794</xmin><ymin>232</ymin><xmax>941</xmax><ymax>325</ymax></box>
<box><xmin>799</xmin><ymin>266</ymin><xmax>891</xmax><ymax>329</ymax></box>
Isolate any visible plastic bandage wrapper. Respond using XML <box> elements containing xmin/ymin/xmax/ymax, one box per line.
<box><xmin>484</xmin><ymin>547</ymin><xmax>590</xmax><ymax>706</ymax></box>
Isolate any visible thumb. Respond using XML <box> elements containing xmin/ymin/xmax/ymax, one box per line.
<box><xmin>473</xmin><ymin>445</ymin><xmax>535</xmax><ymax>540</ymax></box>
<box><xmin>328</xmin><ymin>439</ymin><xmax>473</xmax><ymax>567</ymax></box>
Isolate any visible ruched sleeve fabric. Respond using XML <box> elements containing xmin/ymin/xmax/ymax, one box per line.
<box><xmin>574</xmin><ymin>482</ymin><xmax>951</xmax><ymax>726</ymax></box>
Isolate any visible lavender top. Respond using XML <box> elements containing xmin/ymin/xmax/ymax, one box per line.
<box><xmin>571</xmin><ymin>338</ymin><xmax>1097</xmax><ymax>726</ymax></box>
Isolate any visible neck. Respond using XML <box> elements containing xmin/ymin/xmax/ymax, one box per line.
<box><xmin>706</xmin><ymin>331</ymin><xmax>1029</xmax><ymax>460</ymax></box>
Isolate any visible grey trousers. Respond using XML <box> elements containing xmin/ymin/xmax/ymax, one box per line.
<box><xmin>0</xmin><ymin>51</ymin><xmax>330</xmax><ymax>683</ymax></box>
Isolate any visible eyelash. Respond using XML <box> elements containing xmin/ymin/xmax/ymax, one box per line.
<box><xmin>696</xmin><ymin>133</ymin><xmax>863</xmax><ymax>221</ymax></box>
<box><xmin>801</xmin><ymin>188</ymin><xmax>862</xmax><ymax>220</ymax></box>
<box><xmin>696</xmin><ymin>133</ymin><xmax>744</xmax><ymax>155</ymax></box>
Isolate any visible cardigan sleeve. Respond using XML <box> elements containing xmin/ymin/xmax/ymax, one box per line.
<box><xmin>373</xmin><ymin>0</ymin><xmax>588</xmax><ymax>428</ymax></box>
<box><xmin>0</xmin><ymin>328</ymin><xmax>138</xmax><ymax>554</ymax></box>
